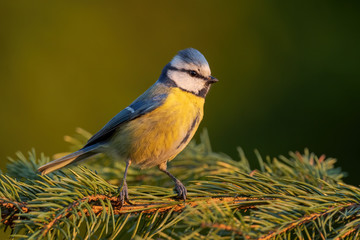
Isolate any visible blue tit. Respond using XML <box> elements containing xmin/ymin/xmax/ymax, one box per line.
<box><xmin>38</xmin><ymin>48</ymin><xmax>218</xmax><ymax>204</ymax></box>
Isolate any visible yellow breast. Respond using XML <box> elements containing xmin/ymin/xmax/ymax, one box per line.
<box><xmin>111</xmin><ymin>88</ymin><xmax>204</xmax><ymax>168</ymax></box>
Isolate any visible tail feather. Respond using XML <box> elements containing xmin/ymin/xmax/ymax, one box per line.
<box><xmin>38</xmin><ymin>144</ymin><xmax>101</xmax><ymax>175</ymax></box>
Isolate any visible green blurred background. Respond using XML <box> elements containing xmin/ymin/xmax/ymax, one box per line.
<box><xmin>0</xmin><ymin>1</ymin><xmax>359</xmax><ymax>184</ymax></box>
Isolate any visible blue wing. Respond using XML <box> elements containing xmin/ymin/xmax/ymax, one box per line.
<box><xmin>83</xmin><ymin>88</ymin><xmax>168</xmax><ymax>148</ymax></box>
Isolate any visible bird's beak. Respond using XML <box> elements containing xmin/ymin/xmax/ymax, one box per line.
<box><xmin>208</xmin><ymin>76</ymin><xmax>218</xmax><ymax>84</ymax></box>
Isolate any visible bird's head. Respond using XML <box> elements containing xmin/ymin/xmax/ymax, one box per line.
<box><xmin>161</xmin><ymin>48</ymin><xmax>218</xmax><ymax>97</ymax></box>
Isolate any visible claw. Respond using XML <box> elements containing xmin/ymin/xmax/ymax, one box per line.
<box><xmin>118</xmin><ymin>159</ymin><xmax>132</xmax><ymax>207</ymax></box>
<box><xmin>158</xmin><ymin>163</ymin><xmax>187</xmax><ymax>201</ymax></box>
<box><xmin>119</xmin><ymin>181</ymin><xmax>133</xmax><ymax>206</ymax></box>
<box><xmin>174</xmin><ymin>179</ymin><xmax>187</xmax><ymax>201</ymax></box>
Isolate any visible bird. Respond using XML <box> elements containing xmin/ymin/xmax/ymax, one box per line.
<box><xmin>38</xmin><ymin>48</ymin><xmax>218</xmax><ymax>205</ymax></box>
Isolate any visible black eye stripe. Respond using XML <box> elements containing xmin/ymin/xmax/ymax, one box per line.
<box><xmin>168</xmin><ymin>66</ymin><xmax>208</xmax><ymax>81</ymax></box>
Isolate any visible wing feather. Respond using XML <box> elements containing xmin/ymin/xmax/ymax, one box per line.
<box><xmin>83</xmin><ymin>91</ymin><xmax>168</xmax><ymax>148</ymax></box>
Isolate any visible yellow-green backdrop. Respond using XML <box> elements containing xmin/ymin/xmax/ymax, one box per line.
<box><xmin>1</xmin><ymin>1</ymin><xmax>359</xmax><ymax>187</ymax></box>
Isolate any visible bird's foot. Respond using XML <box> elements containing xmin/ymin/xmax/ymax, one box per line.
<box><xmin>174</xmin><ymin>179</ymin><xmax>187</xmax><ymax>201</ymax></box>
<box><xmin>119</xmin><ymin>181</ymin><xmax>133</xmax><ymax>206</ymax></box>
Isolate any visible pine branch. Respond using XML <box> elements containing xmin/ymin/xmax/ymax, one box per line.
<box><xmin>257</xmin><ymin>202</ymin><xmax>360</xmax><ymax>240</ymax></box>
<box><xmin>0</xmin><ymin>129</ymin><xmax>359</xmax><ymax>239</ymax></box>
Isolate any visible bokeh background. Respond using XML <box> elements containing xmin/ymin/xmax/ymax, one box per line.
<box><xmin>0</xmin><ymin>1</ymin><xmax>359</xmax><ymax>185</ymax></box>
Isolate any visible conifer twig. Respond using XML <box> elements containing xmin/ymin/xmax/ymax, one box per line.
<box><xmin>0</xmin><ymin>129</ymin><xmax>359</xmax><ymax>239</ymax></box>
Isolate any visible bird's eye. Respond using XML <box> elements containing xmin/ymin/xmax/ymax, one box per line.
<box><xmin>189</xmin><ymin>70</ymin><xmax>198</xmax><ymax>77</ymax></box>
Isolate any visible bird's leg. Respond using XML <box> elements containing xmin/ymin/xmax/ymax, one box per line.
<box><xmin>119</xmin><ymin>159</ymin><xmax>132</xmax><ymax>206</ymax></box>
<box><xmin>158</xmin><ymin>162</ymin><xmax>187</xmax><ymax>201</ymax></box>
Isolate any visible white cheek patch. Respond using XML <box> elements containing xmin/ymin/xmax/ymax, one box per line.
<box><xmin>167</xmin><ymin>70</ymin><xmax>206</xmax><ymax>94</ymax></box>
